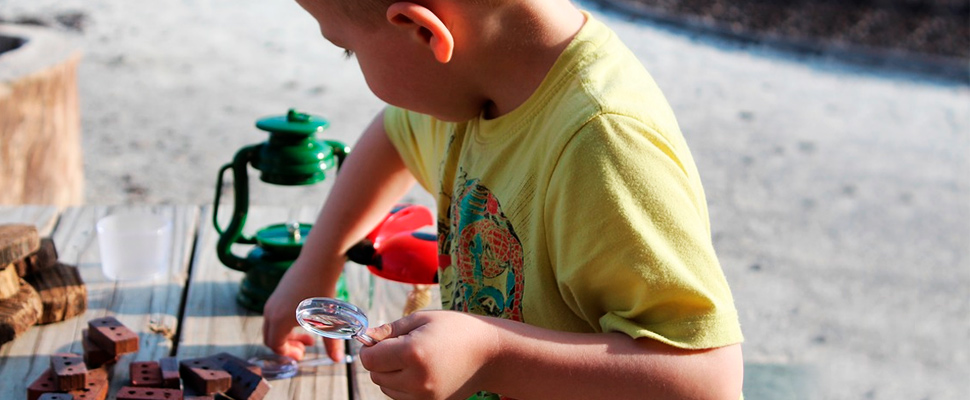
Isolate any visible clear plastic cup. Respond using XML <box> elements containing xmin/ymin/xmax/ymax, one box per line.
<box><xmin>96</xmin><ymin>212</ymin><xmax>172</xmax><ymax>281</ymax></box>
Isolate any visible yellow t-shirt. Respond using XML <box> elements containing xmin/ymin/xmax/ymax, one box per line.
<box><xmin>385</xmin><ymin>11</ymin><xmax>742</xmax><ymax>356</ymax></box>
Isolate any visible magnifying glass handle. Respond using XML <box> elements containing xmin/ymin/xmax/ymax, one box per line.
<box><xmin>355</xmin><ymin>333</ymin><xmax>378</xmax><ymax>347</ymax></box>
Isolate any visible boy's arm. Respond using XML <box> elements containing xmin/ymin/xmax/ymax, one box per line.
<box><xmin>360</xmin><ymin>311</ymin><xmax>744</xmax><ymax>400</ymax></box>
<box><xmin>262</xmin><ymin>109</ymin><xmax>417</xmax><ymax>361</ymax></box>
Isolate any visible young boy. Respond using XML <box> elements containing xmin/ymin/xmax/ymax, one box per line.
<box><xmin>262</xmin><ymin>0</ymin><xmax>745</xmax><ymax>398</ymax></box>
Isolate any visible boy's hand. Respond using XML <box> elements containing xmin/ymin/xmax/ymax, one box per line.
<box><xmin>358</xmin><ymin>311</ymin><xmax>500</xmax><ymax>400</ymax></box>
<box><xmin>261</xmin><ymin>255</ymin><xmax>346</xmax><ymax>362</ymax></box>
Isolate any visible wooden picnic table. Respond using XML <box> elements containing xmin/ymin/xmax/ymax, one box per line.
<box><xmin>0</xmin><ymin>204</ymin><xmax>439</xmax><ymax>399</ymax></box>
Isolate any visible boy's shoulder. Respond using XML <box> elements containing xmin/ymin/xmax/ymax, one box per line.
<box><xmin>546</xmin><ymin>14</ymin><xmax>678</xmax><ymax>134</ymax></box>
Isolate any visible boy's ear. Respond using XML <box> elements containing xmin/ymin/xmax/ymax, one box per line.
<box><xmin>386</xmin><ymin>2</ymin><xmax>454</xmax><ymax>63</ymax></box>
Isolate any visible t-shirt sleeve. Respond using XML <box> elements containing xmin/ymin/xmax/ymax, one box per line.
<box><xmin>383</xmin><ymin>106</ymin><xmax>440</xmax><ymax>195</ymax></box>
<box><xmin>545</xmin><ymin>113</ymin><xmax>743</xmax><ymax>350</ymax></box>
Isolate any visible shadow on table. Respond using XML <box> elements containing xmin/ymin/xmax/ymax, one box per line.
<box><xmin>174</xmin><ymin>344</ymin><xmax>347</xmax><ymax>377</ymax></box>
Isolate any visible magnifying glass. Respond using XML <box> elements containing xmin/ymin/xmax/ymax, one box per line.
<box><xmin>296</xmin><ymin>297</ymin><xmax>378</xmax><ymax>346</ymax></box>
<box><xmin>249</xmin><ymin>297</ymin><xmax>376</xmax><ymax>379</ymax></box>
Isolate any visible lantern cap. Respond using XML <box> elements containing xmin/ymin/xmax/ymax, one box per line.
<box><xmin>255</xmin><ymin>108</ymin><xmax>330</xmax><ymax>136</ymax></box>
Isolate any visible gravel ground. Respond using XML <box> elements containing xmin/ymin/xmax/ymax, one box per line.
<box><xmin>1</xmin><ymin>0</ymin><xmax>969</xmax><ymax>399</ymax></box>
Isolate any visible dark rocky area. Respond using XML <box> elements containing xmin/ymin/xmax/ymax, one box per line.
<box><xmin>596</xmin><ymin>0</ymin><xmax>969</xmax><ymax>80</ymax></box>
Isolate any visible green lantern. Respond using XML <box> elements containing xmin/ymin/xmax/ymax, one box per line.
<box><xmin>213</xmin><ymin>109</ymin><xmax>349</xmax><ymax>312</ymax></box>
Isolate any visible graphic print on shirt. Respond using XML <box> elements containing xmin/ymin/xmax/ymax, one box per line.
<box><xmin>438</xmin><ymin>172</ymin><xmax>524</xmax><ymax>321</ymax></box>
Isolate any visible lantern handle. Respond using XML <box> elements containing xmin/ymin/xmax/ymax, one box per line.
<box><xmin>213</xmin><ymin>161</ymin><xmax>255</xmax><ymax>244</ymax></box>
<box><xmin>325</xmin><ymin>140</ymin><xmax>350</xmax><ymax>170</ymax></box>
<box><xmin>214</xmin><ymin>145</ymin><xmax>261</xmax><ymax>272</ymax></box>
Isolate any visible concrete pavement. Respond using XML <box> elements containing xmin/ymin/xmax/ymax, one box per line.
<box><xmin>1</xmin><ymin>0</ymin><xmax>968</xmax><ymax>398</ymax></box>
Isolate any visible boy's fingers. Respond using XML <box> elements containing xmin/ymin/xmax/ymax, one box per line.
<box><xmin>324</xmin><ymin>337</ymin><xmax>346</xmax><ymax>362</ymax></box>
<box><xmin>263</xmin><ymin>318</ymin><xmax>294</xmax><ymax>351</ymax></box>
<box><xmin>360</xmin><ymin>314</ymin><xmax>428</xmax><ymax>372</ymax></box>
<box><xmin>365</xmin><ymin>313</ymin><xmax>422</xmax><ymax>342</ymax></box>
<box><xmin>278</xmin><ymin>340</ymin><xmax>307</xmax><ymax>361</ymax></box>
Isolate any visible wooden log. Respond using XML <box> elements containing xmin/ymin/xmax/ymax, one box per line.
<box><xmin>0</xmin><ymin>277</ymin><xmax>43</xmax><ymax>345</ymax></box>
<box><xmin>0</xmin><ymin>263</ymin><xmax>20</xmax><ymax>299</ymax></box>
<box><xmin>0</xmin><ymin>23</ymin><xmax>83</xmax><ymax>207</ymax></box>
<box><xmin>0</xmin><ymin>224</ymin><xmax>40</xmax><ymax>265</ymax></box>
<box><xmin>25</xmin><ymin>262</ymin><xmax>87</xmax><ymax>324</ymax></box>
<box><xmin>14</xmin><ymin>237</ymin><xmax>59</xmax><ymax>277</ymax></box>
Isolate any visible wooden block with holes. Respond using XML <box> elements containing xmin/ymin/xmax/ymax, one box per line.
<box><xmin>13</xmin><ymin>238</ymin><xmax>59</xmax><ymax>277</ymax></box>
<box><xmin>27</xmin><ymin>368</ymin><xmax>59</xmax><ymax>400</ymax></box>
<box><xmin>159</xmin><ymin>356</ymin><xmax>181</xmax><ymax>389</ymax></box>
<box><xmin>131</xmin><ymin>361</ymin><xmax>164</xmax><ymax>387</ymax></box>
<box><xmin>87</xmin><ymin>316</ymin><xmax>139</xmax><ymax>355</ymax></box>
<box><xmin>38</xmin><ymin>393</ymin><xmax>74</xmax><ymax>400</ymax></box>
<box><xmin>0</xmin><ymin>277</ymin><xmax>43</xmax><ymax>345</ymax></box>
<box><xmin>50</xmin><ymin>353</ymin><xmax>87</xmax><ymax>391</ymax></box>
<box><xmin>179</xmin><ymin>357</ymin><xmax>231</xmax><ymax>395</ymax></box>
<box><xmin>0</xmin><ymin>224</ymin><xmax>40</xmax><ymax>265</ymax></box>
<box><xmin>81</xmin><ymin>329</ymin><xmax>119</xmax><ymax>368</ymax></box>
<box><xmin>208</xmin><ymin>352</ymin><xmax>261</xmax><ymax>376</ymax></box>
<box><xmin>68</xmin><ymin>367</ymin><xmax>109</xmax><ymax>400</ymax></box>
<box><xmin>26</xmin><ymin>262</ymin><xmax>87</xmax><ymax>324</ymax></box>
<box><xmin>223</xmin><ymin>359</ymin><xmax>270</xmax><ymax>400</ymax></box>
<box><xmin>116</xmin><ymin>386</ymin><xmax>183</xmax><ymax>400</ymax></box>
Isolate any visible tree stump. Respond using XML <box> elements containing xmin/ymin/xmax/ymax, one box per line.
<box><xmin>0</xmin><ymin>24</ymin><xmax>84</xmax><ymax>207</ymax></box>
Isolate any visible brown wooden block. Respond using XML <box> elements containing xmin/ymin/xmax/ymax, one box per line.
<box><xmin>182</xmin><ymin>391</ymin><xmax>232</xmax><ymax>400</ymax></box>
<box><xmin>26</xmin><ymin>262</ymin><xmax>87</xmax><ymax>324</ymax></box>
<box><xmin>0</xmin><ymin>263</ymin><xmax>20</xmax><ymax>298</ymax></box>
<box><xmin>223</xmin><ymin>360</ymin><xmax>270</xmax><ymax>400</ymax></box>
<box><xmin>159</xmin><ymin>356</ymin><xmax>181</xmax><ymax>389</ymax></box>
<box><xmin>38</xmin><ymin>394</ymin><xmax>74</xmax><ymax>400</ymax></box>
<box><xmin>51</xmin><ymin>352</ymin><xmax>87</xmax><ymax>391</ymax></box>
<box><xmin>68</xmin><ymin>366</ymin><xmax>109</xmax><ymax>400</ymax></box>
<box><xmin>181</xmin><ymin>388</ymin><xmax>214</xmax><ymax>400</ymax></box>
<box><xmin>81</xmin><ymin>329</ymin><xmax>120</xmax><ymax>368</ymax></box>
<box><xmin>116</xmin><ymin>386</ymin><xmax>183</xmax><ymax>400</ymax></box>
<box><xmin>0</xmin><ymin>224</ymin><xmax>40</xmax><ymax>265</ymax></box>
<box><xmin>13</xmin><ymin>238</ymin><xmax>59</xmax><ymax>277</ymax></box>
<box><xmin>179</xmin><ymin>357</ymin><xmax>231</xmax><ymax>395</ymax></box>
<box><xmin>68</xmin><ymin>378</ymin><xmax>109</xmax><ymax>400</ymax></box>
<box><xmin>208</xmin><ymin>352</ymin><xmax>261</xmax><ymax>376</ymax></box>
<box><xmin>27</xmin><ymin>368</ymin><xmax>58</xmax><ymax>400</ymax></box>
<box><xmin>131</xmin><ymin>361</ymin><xmax>164</xmax><ymax>387</ymax></box>
<box><xmin>87</xmin><ymin>316</ymin><xmax>139</xmax><ymax>355</ymax></box>
<box><xmin>0</xmin><ymin>278</ymin><xmax>43</xmax><ymax>345</ymax></box>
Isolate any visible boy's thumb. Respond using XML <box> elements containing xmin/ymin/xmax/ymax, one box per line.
<box><xmin>365</xmin><ymin>312</ymin><xmax>424</xmax><ymax>342</ymax></box>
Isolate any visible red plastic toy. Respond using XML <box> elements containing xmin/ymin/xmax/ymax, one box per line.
<box><xmin>347</xmin><ymin>204</ymin><xmax>438</xmax><ymax>285</ymax></box>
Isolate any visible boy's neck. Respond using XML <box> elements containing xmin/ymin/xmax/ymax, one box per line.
<box><xmin>455</xmin><ymin>0</ymin><xmax>586</xmax><ymax>120</ymax></box>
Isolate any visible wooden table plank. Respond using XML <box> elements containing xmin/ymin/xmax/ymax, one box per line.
<box><xmin>178</xmin><ymin>204</ymin><xmax>349</xmax><ymax>399</ymax></box>
<box><xmin>0</xmin><ymin>204</ymin><xmax>198</xmax><ymax>399</ymax></box>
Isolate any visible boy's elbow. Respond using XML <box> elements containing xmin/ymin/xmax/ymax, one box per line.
<box><xmin>703</xmin><ymin>343</ymin><xmax>744</xmax><ymax>400</ymax></box>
